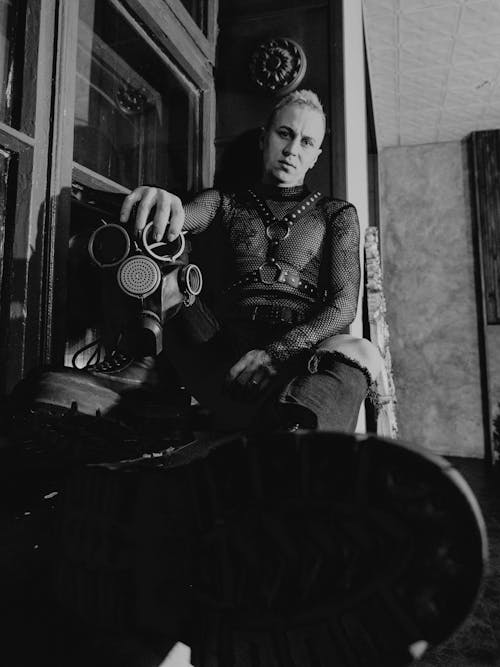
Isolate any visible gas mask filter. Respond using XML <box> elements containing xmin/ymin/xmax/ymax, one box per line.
<box><xmin>88</xmin><ymin>221</ymin><xmax>202</xmax><ymax>355</ymax></box>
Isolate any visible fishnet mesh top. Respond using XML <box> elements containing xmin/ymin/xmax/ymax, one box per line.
<box><xmin>183</xmin><ymin>184</ymin><xmax>360</xmax><ymax>364</ymax></box>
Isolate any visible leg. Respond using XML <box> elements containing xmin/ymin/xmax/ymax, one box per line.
<box><xmin>278</xmin><ymin>335</ymin><xmax>383</xmax><ymax>431</ymax></box>
<box><xmin>315</xmin><ymin>333</ymin><xmax>384</xmax><ymax>382</ymax></box>
<box><xmin>163</xmin><ymin>312</ymin><xmax>281</xmax><ymax>431</ymax></box>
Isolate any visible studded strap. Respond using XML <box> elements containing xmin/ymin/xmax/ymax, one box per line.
<box><xmin>235</xmin><ymin>189</ymin><xmax>324</xmax><ymax>298</ymax></box>
<box><xmin>247</xmin><ymin>189</ymin><xmax>323</xmax><ymax>231</ymax></box>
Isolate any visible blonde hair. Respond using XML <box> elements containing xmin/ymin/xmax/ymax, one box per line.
<box><xmin>266</xmin><ymin>89</ymin><xmax>326</xmax><ymax>131</ymax></box>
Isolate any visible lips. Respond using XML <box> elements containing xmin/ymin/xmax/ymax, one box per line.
<box><xmin>279</xmin><ymin>160</ymin><xmax>296</xmax><ymax>169</ymax></box>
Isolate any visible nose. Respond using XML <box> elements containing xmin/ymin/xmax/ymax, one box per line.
<box><xmin>283</xmin><ymin>136</ymin><xmax>300</xmax><ymax>157</ymax></box>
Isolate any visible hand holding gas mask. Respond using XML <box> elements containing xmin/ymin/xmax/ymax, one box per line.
<box><xmin>88</xmin><ymin>213</ymin><xmax>202</xmax><ymax>358</ymax></box>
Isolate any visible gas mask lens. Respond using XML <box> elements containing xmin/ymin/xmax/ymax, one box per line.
<box><xmin>88</xmin><ymin>223</ymin><xmax>131</xmax><ymax>268</ymax></box>
<box><xmin>142</xmin><ymin>221</ymin><xmax>185</xmax><ymax>262</ymax></box>
<box><xmin>179</xmin><ymin>263</ymin><xmax>203</xmax><ymax>297</ymax></box>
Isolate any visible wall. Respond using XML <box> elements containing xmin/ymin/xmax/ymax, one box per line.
<box><xmin>215</xmin><ymin>0</ymin><xmax>334</xmax><ymax>196</ymax></box>
<box><xmin>379</xmin><ymin>141</ymin><xmax>484</xmax><ymax>457</ymax></box>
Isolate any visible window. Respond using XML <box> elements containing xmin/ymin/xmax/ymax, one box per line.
<box><xmin>179</xmin><ymin>0</ymin><xmax>206</xmax><ymax>32</ymax></box>
<box><xmin>74</xmin><ymin>0</ymin><xmax>196</xmax><ymax>195</ymax></box>
<box><xmin>0</xmin><ymin>0</ymin><xmax>217</xmax><ymax>393</ymax></box>
<box><xmin>0</xmin><ymin>0</ymin><xmax>24</xmax><ymax>127</ymax></box>
<box><xmin>0</xmin><ymin>0</ymin><xmax>47</xmax><ymax>394</ymax></box>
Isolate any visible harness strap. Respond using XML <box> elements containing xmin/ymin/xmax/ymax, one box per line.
<box><xmin>228</xmin><ymin>266</ymin><xmax>319</xmax><ymax>298</ymax></box>
<box><xmin>231</xmin><ymin>304</ymin><xmax>305</xmax><ymax>325</ymax></box>
<box><xmin>226</xmin><ymin>189</ymin><xmax>328</xmax><ymax>299</ymax></box>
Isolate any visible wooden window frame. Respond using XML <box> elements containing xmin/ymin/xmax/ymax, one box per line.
<box><xmin>0</xmin><ymin>0</ymin><xmax>217</xmax><ymax>393</ymax></box>
<box><xmin>0</xmin><ymin>0</ymin><xmax>56</xmax><ymax>393</ymax></box>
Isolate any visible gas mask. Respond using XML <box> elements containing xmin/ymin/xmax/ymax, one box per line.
<box><xmin>88</xmin><ymin>220</ymin><xmax>202</xmax><ymax>356</ymax></box>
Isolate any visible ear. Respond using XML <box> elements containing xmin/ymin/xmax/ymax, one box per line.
<box><xmin>258</xmin><ymin>126</ymin><xmax>266</xmax><ymax>151</ymax></box>
<box><xmin>309</xmin><ymin>147</ymin><xmax>322</xmax><ymax>169</ymax></box>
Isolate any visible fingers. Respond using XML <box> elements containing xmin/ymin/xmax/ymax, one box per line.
<box><xmin>167</xmin><ymin>197</ymin><xmax>185</xmax><ymax>241</ymax></box>
<box><xmin>134</xmin><ymin>188</ymin><xmax>159</xmax><ymax>237</ymax></box>
<box><xmin>226</xmin><ymin>350</ymin><xmax>277</xmax><ymax>397</ymax></box>
<box><xmin>120</xmin><ymin>188</ymin><xmax>145</xmax><ymax>224</ymax></box>
<box><xmin>152</xmin><ymin>194</ymin><xmax>172</xmax><ymax>242</ymax></box>
<box><xmin>227</xmin><ymin>355</ymin><xmax>250</xmax><ymax>383</ymax></box>
<box><xmin>119</xmin><ymin>187</ymin><xmax>185</xmax><ymax>241</ymax></box>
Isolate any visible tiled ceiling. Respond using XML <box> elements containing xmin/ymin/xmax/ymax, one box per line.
<box><xmin>362</xmin><ymin>0</ymin><xmax>500</xmax><ymax>148</ymax></box>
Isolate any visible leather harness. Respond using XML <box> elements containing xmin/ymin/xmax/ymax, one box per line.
<box><xmin>227</xmin><ymin>188</ymin><xmax>325</xmax><ymax>300</ymax></box>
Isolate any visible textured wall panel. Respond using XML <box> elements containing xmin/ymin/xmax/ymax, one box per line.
<box><xmin>379</xmin><ymin>141</ymin><xmax>484</xmax><ymax>457</ymax></box>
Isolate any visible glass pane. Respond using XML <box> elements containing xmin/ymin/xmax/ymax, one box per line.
<box><xmin>179</xmin><ymin>0</ymin><xmax>206</xmax><ymax>32</ymax></box>
<box><xmin>0</xmin><ymin>0</ymin><xmax>23</xmax><ymax>126</ymax></box>
<box><xmin>74</xmin><ymin>0</ymin><xmax>195</xmax><ymax>194</ymax></box>
<box><xmin>0</xmin><ymin>147</ymin><xmax>13</xmax><ymax>392</ymax></box>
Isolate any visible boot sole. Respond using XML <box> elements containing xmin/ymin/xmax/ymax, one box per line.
<box><xmin>57</xmin><ymin>430</ymin><xmax>488</xmax><ymax>666</ymax></box>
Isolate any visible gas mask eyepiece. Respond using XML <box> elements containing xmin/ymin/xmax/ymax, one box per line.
<box><xmin>88</xmin><ymin>223</ymin><xmax>131</xmax><ymax>268</ymax></box>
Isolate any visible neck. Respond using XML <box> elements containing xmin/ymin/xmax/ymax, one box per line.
<box><xmin>261</xmin><ymin>176</ymin><xmax>304</xmax><ymax>188</ymax></box>
<box><xmin>253</xmin><ymin>182</ymin><xmax>308</xmax><ymax>199</ymax></box>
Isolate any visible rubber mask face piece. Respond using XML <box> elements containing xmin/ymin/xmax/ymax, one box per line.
<box><xmin>88</xmin><ymin>221</ymin><xmax>202</xmax><ymax>355</ymax></box>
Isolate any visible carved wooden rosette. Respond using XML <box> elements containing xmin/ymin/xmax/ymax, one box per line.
<box><xmin>115</xmin><ymin>83</ymin><xmax>150</xmax><ymax>115</ymax></box>
<box><xmin>365</xmin><ymin>226</ymin><xmax>399</xmax><ymax>438</ymax></box>
<box><xmin>249</xmin><ymin>38</ymin><xmax>307</xmax><ymax>96</ymax></box>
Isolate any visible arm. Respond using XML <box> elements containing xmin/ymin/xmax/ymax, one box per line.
<box><xmin>265</xmin><ymin>203</ymin><xmax>361</xmax><ymax>364</ymax></box>
<box><xmin>119</xmin><ymin>186</ymin><xmax>222</xmax><ymax>240</ymax></box>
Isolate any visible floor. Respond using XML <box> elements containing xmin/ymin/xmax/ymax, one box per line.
<box><xmin>414</xmin><ymin>457</ymin><xmax>500</xmax><ymax>667</ymax></box>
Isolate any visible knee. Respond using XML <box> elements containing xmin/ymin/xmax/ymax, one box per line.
<box><xmin>351</xmin><ymin>338</ymin><xmax>384</xmax><ymax>381</ymax></box>
<box><xmin>317</xmin><ymin>334</ymin><xmax>384</xmax><ymax>381</ymax></box>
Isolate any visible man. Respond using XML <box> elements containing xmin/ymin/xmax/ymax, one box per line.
<box><xmin>5</xmin><ymin>91</ymin><xmax>485</xmax><ymax>667</ymax></box>
<box><xmin>120</xmin><ymin>90</ymin><xmax>383</xmax><ymax>432</ymax></box>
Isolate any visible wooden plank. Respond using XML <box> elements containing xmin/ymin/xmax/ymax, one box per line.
<box><xmin>167</xmin><ymin>0</ymin><xmax>215</xmax><ymax>60</ymax></box>
<box><xmin>72</xmin><ymin>163</ymin><xmax>131</xmax><ymax>194</ymax></box>
<box><xmin>42</xmin><ymin>0</ymin><xmax>79</xmax><ymax>365</ymax></box>
<box><xmin>2</xmin><ymin>146</ymin><xmax>35</xmax><ymax>393</ymax></box>
<box><xmin>121</xmin><ymin>0</ymin><xmax>214</xmax><ymax>84</ymax></box>
<box><xmin>0</xmin><ymin>0</ymin><xmax>56</xmax><ymax>392</ymax></box>
<box><xmin>21</xmin><ymin>0</ymin><xmax>37</xmax><ymax>135</ymax></box>
<box><xmin>5</xmin><ymin>0</ymin><xmax>25</xmax><ymax>129</ymax></box>
<box><xmin>205</xmin><ymin>0</ymin><xmax>219</xmax><ymax>52</ymax></box>
<box><xmin>20</xmin><ymin>0</ymin><xmax>56</xmax><ymax>378</ymax></box>
<box><xmin>472</xmin><ymin>131</ymin><xmax>500</xmax><ymax>323</ymax></box>
<box><xmin>0</xmin><ymin>122</ymin><xmax>35</xmax><ymax>149</ymax></box>
<box><xmin>468</xmin><ymin>131</ymin><xmax>494</xmax><ymax>467</ymax></box>
<box><xmin>329</xmin><ymin>0</ymin><xmax>346</xmax><ymax>200</ymax></box>
<box><xmin>0</xmin><ymin>149</ymin><xmax>14</xmax><ymax>395</ymax></box>
<box><xmin>200</xmin><ymin>82</ymin><xmax>216</xmax><ymax>189</ymax></box>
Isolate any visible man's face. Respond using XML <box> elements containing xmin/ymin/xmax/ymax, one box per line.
<box><xmin>260</xmin><ymin>103</ymin><xmax>324</xmax><ymax>187</ymax></box>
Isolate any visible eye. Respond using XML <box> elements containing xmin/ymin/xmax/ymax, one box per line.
<box><xmin>302</xmin><ymin>137</ymin><xmax>314</xmax><ymax>147</ymax></box>
<box><xmin>277</xmin><ymin>128</ymin><xmax>290</xmax><ymax>139</ymax></box>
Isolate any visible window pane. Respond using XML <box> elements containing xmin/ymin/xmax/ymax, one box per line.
<box><xmin>0</xmin><ymin>0</ymin><xmax>23</xmax><ymax>126</ymax></box>
<box><xmin>74</xmin><ymin>0</ymin><xmax>196</xmax><ymax>194</ymax></box>
<box><xmin>179</xmin><ymin>0</ymin><xmax>206</xmax><ymax>32</ymax></box>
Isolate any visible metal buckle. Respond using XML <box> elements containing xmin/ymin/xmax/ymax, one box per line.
<box><xmin>266</xmin><ymin>222</ymin><xmax>290</xmax><ymax>242</ymax></box>
<box><xmin>258</xmin><ymin>260</ymin><xmax>281</xmax><ymax>284</ymax></box>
